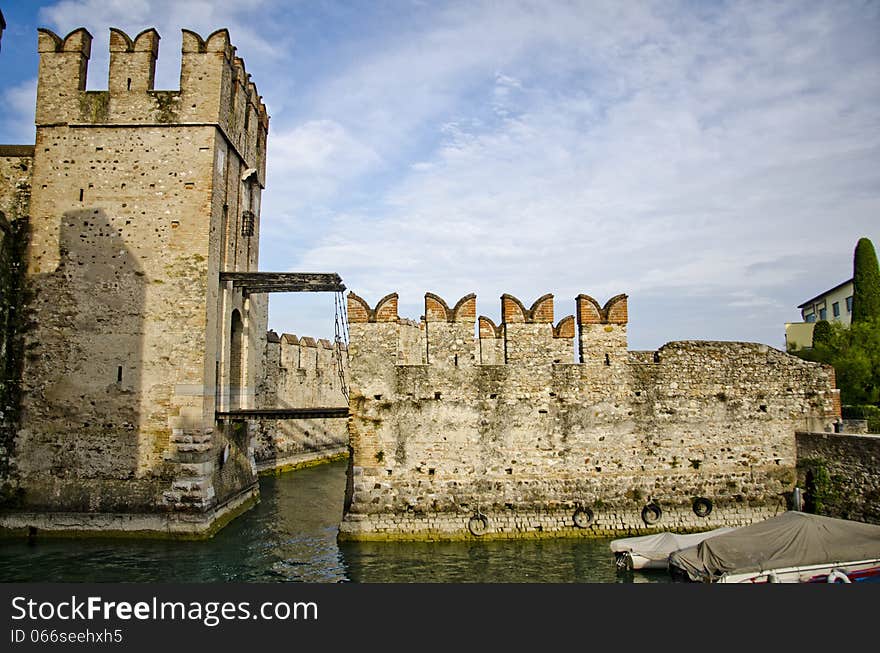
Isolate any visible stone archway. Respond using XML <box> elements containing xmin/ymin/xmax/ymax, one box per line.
<box><xmin>230</xmin><ymin>308</ymin><xmax>244</xmax><ymax>409</ymax></box>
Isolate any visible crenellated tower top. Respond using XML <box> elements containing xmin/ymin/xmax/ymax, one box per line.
<box><xmin>34</xmin><ymin>26</ymin><xmax>268</xmax><ymax>183</ymax></box>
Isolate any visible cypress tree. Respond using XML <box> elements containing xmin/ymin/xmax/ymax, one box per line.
<box><xmin>852</xmin><ymin>237</ymin><xmax>880</xmax><ymax>323</ymax></box>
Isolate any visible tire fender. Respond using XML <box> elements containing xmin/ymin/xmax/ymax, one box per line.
<box><xmin>573</xmin><ymin>507</ymin><xmax>594</xmax><ymax>528</ymax></box>
<box><xmin>641</xmin><ymin>502</ymin><xmax>662</xmax><ymax>525</ymax></box>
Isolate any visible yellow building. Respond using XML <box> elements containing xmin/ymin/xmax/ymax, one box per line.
<box><xmin>785</xmin><ymin>279</ymin><xmax>854</xmax><ymax>350</ymax></box>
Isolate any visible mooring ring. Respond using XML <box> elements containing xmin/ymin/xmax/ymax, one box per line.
<box><xmin>468</xmin><ymin>514</ymin><xmax>488</xmax><ymax>536</ymax></box>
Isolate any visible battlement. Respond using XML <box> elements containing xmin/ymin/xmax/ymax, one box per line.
<box><xmin>576</xmin><ymin>293</ymin><xmax>628</xmax><ymax>324</ymax></box>
<box><xmin>501</xmin><ymin>293</ymin><xmax>554</xmax><ymax>324</ymax></box>
<box><xmin>347</xmin><ymin>292</ymin><xmax>399</xmax><ymax>323</ymax></box>
<box><xmin>35</xmin><ymin>27</ymin><xmax>268</xmax><ymax>179</ymax></box>
<box><xmin>264</xmin><ymin>330</ymin><xmax>346</xmax><ymax>375</ymax></box>
<box><xmin>425</xmin><ymin>292</ymin><xmax>476</xmax><ymax>322</ymax></box>
<box><xmin>347</xmin><ymin>291</ymin><xmax>621</xmax><ymax>367</ymax></box>
<box><xmin>576</xmin><ymin>293</ymin><xmax>628</xmax><ymax>365</ymax></box>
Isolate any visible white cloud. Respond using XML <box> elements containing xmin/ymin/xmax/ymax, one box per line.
<box><xmin>274</xmin><ymin>1</ymin><xmax>880</xmax><ymax>348</ymax></box>
<box><xmin>265</xmin><ymin>120</ymin><xmax>381</xmax><ymax>205</ymax></box>
<box><xmin>22</xmin><ymin>1</ymin><xmax>880</xmax><ymax>350</ymax></box>
<box><xmin>1</xmin><ymin>78</ymin><xmax>37</xmax><ymax>143</ymax></box>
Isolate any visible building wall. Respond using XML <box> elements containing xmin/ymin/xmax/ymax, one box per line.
<box><xmin>0</xmin><ymin>27</ymin><xmax>269</xmax><ymax>537</ymax></box>
<box><xmin>253</xmin><ymin>332</ymin><xmax>349</xmax><ymax>472</ymax></box>
<box><xmin>800</xmin><ymin>282</ymin><xmax>854</xmax><ymax>326</ymax></box>
<box><xmin>341</xmin><ymin>291</ymin><xmax>839</xmax><ymax>541</ymax></box>
<box><xmin>796</xmin><ymin>431</ymin><xmax>880</xmax><ymax>525</ymax></box>
<box><xmin>787</xmin><ymin>281</ymin><xmax>854</xmax><ymax>351</ymax></box>
<box><xmin>784</xmin><ymin>321</ymin><xmax>815</xmax><ymax>352</ymax></box>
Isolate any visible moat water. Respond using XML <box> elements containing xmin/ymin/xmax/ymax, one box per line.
<box><xmin>0</xmin><ymin>460</ymin><xmax>670</xmax><ymax>583</ymax></box>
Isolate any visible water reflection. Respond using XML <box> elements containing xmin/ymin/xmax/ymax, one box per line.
<box><xmin>0</xmin><ymin>461</ymin><xmax>670</xmax><ymax>584</ymax></box>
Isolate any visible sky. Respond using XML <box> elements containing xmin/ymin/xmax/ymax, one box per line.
<box><xmin>1</xmin><ymin>0</ymin><xmax>878</xmax><ymax>352</ymax></box>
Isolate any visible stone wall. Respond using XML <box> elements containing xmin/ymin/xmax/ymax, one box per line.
<box><xmin>0</xmin><ymin>148</ymin><xmax>33</xmax><ymax>508</ymax></box>
<box><xmin>340</xmin><ymin>291</ymin><xmax>839</xmax><ymax>541</ymax></box>
<box><xmin>253</xmin><ymin>331</ymin><xmax>349</xmax><ymax>472</ymax></box>
<box><xmin>796</xmin><ymin>431</ymin><xmax>880</xmax><ymax>524</ymax></box>
<box><xmin>0</xmin><ymin>27</ymin><xmax>268</xmax><ymax>537</ymax></box>
<box><xmin>0</xmin><ymin>149</ymin><xmax>34</xmax><ymax>220</ymax></box>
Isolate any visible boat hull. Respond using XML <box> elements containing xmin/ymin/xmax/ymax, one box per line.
<box><xmin>715</xmin><ymin>558</ymin><xmax>880</xmax><ymax>584</ymax></box>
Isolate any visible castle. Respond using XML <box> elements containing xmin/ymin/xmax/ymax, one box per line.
<box><xmin>0</xmin><ymin>26</ymin><xmax>839</xmax><ymax>540</ymax></box>
<box><xmin>0</xmin><ymin>27</ymin><xmax>346</xmax><ymax>538</ymax></box>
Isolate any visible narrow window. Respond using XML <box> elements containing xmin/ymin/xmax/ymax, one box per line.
<box><xmin>117</xmin><ymin>366</ymin><xmax>123</xmax><ymax>383</ymax></box>
<box><xmin>241</xmin><ymin>210</ymin><xmax>255</xmax><ymax>237</ymax></box>
<box><xmin>604</xmin><ymin>353</ymin><xmax>611</xmax><ymax>366</ymax></box>
<box><xmin>846</xmin><ymin>296</ymin><xmax>853</xmax><ymax>312</ymax></box>
<box><xmin>79</xmin><ymin>188</ymin><xmax>84</xmax><ymax>201</ymax></box>
<box><xmin>126</xmin><ymin>78</ymin><xmax>132</xmax><ymax>91</ymax></box>
<box><xmin>819</xmin><ymin>307</ymin><xmax>827</xmax><ymax>321</ymax></box>
<box><xmin>832</xmin><ymin>302</ymin><xmax>840</xmax><ymax>318</ymax></box>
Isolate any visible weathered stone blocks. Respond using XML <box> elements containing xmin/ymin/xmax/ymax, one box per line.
<box><xmin>341</xmin><ymin>291</ymin><xmax>839</xmax><ymax>540</ymax></box>
<box><xmin>253</xmin><ymin>330</ymin><xmax>349</xmax><ymax>473</ymax></box>
<box><xmin>0</xmin><ymin>27</ymin><xmax>268</xmax><ymax>538</ymax></box>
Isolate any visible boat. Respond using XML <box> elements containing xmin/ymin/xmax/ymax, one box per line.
<box><xmin>610</xmin><ymin>526</ymin><xmax>736</xmax><ymax>571</ymax></box>
<box><xmin>668</xmin><ymin>511</ymin><xmax>880</xmax><ymax>583</ymax></box>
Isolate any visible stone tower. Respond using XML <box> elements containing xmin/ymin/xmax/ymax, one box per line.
<box><xmin>3</xmin><ymin>27</ymin><xmax>270</xmax><ymax>537</ymax></box>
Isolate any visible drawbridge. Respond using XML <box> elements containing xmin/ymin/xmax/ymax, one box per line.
<box><xmin>216</xmin><ymin>271</ymin><xmax>350</xmax><ymax>422</ymax></box>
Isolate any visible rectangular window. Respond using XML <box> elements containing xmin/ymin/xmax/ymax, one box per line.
<box><xmin>846</xmin><ymin>296</ymin><xmax>853</xmax><ymax>312</ymax></box>
<box><xmin>805</xmin><ymin>313</ymin><xmax>816</xmax><ymax>323</ymax></box>
<box><xmin>819</xmin><ymin>307</ymin><xmax>827</xmax><ymax>321</ymax></box>
<box><xmin>832</xmin><ymin>302</ymin><xmax>840</xmax><ymax>318</ymax></box>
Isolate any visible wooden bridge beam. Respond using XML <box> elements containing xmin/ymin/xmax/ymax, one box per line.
<box><xmin>219</xmin><ymin>272</ymin><xmax>345</xmax><ymax>293</ymax></box>
<box><xmin>216</xmin><ymin>407</ymin><xmax>350</xmax><ymax>420</ymax></box>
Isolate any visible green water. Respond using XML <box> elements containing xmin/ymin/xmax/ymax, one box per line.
<box><xmin>0</xmin><ymin>461</ymin><xmax>669</xmax><ymax>583</ymax></box>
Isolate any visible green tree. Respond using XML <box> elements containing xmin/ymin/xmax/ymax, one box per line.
<box><xmin>836</xmin><ymin>318</ymin><xmax>880</xmax><ymax>405</ymax></box>
<box><xmin>793</xmin><ymin>239</ymin><xmax>880</xmax><ymax>409</ymax></box>
<box><xmin>794</xmin><ymin>317</ymin><xmax>880</xmax><ymax>406</ymax></box>
<box><xmin>852</xmin><ymin>237</ymin><xmax>880</xmax><ymax>323</ymax></box>
<box><xmin>811</xmin><ymin>319</ymin><xmax>832</xmax><ymax>348</ymax></box>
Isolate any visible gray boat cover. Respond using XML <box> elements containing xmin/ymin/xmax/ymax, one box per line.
<box><xmin>610</xmin><ymin>527</ymin><xmax>735</xmax><ymax>562</ymax></box>
<box><xmin>668</xmin><ymin>511</ymin><xmax>880</xmax><ymax>582</ymax></box>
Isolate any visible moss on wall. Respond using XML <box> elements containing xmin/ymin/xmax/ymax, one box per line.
<box><xmin>79</xmin><ymin>92</ymin><xmax>110</xmax><ymax>123</ymax></box>
<box><xmin>796</xmin><ymin>433</ymin><xmax>880</xmax><ymax>523</ymax></box>
<box><xmin>151</xmin><ymin>92</ymin><xmax>179</xmax><ymax>124</ymax></box>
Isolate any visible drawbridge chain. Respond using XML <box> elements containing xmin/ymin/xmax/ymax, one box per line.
<box><xmin>333</xmin><ymin>290</ymin><xmax>350</xmax><ymax>401</ymax></box>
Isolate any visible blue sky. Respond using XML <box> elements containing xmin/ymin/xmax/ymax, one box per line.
<box><xmin>1</xmin><ymin>0</ymin><xmax>879</xmax><ymax>351</ymax></box>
